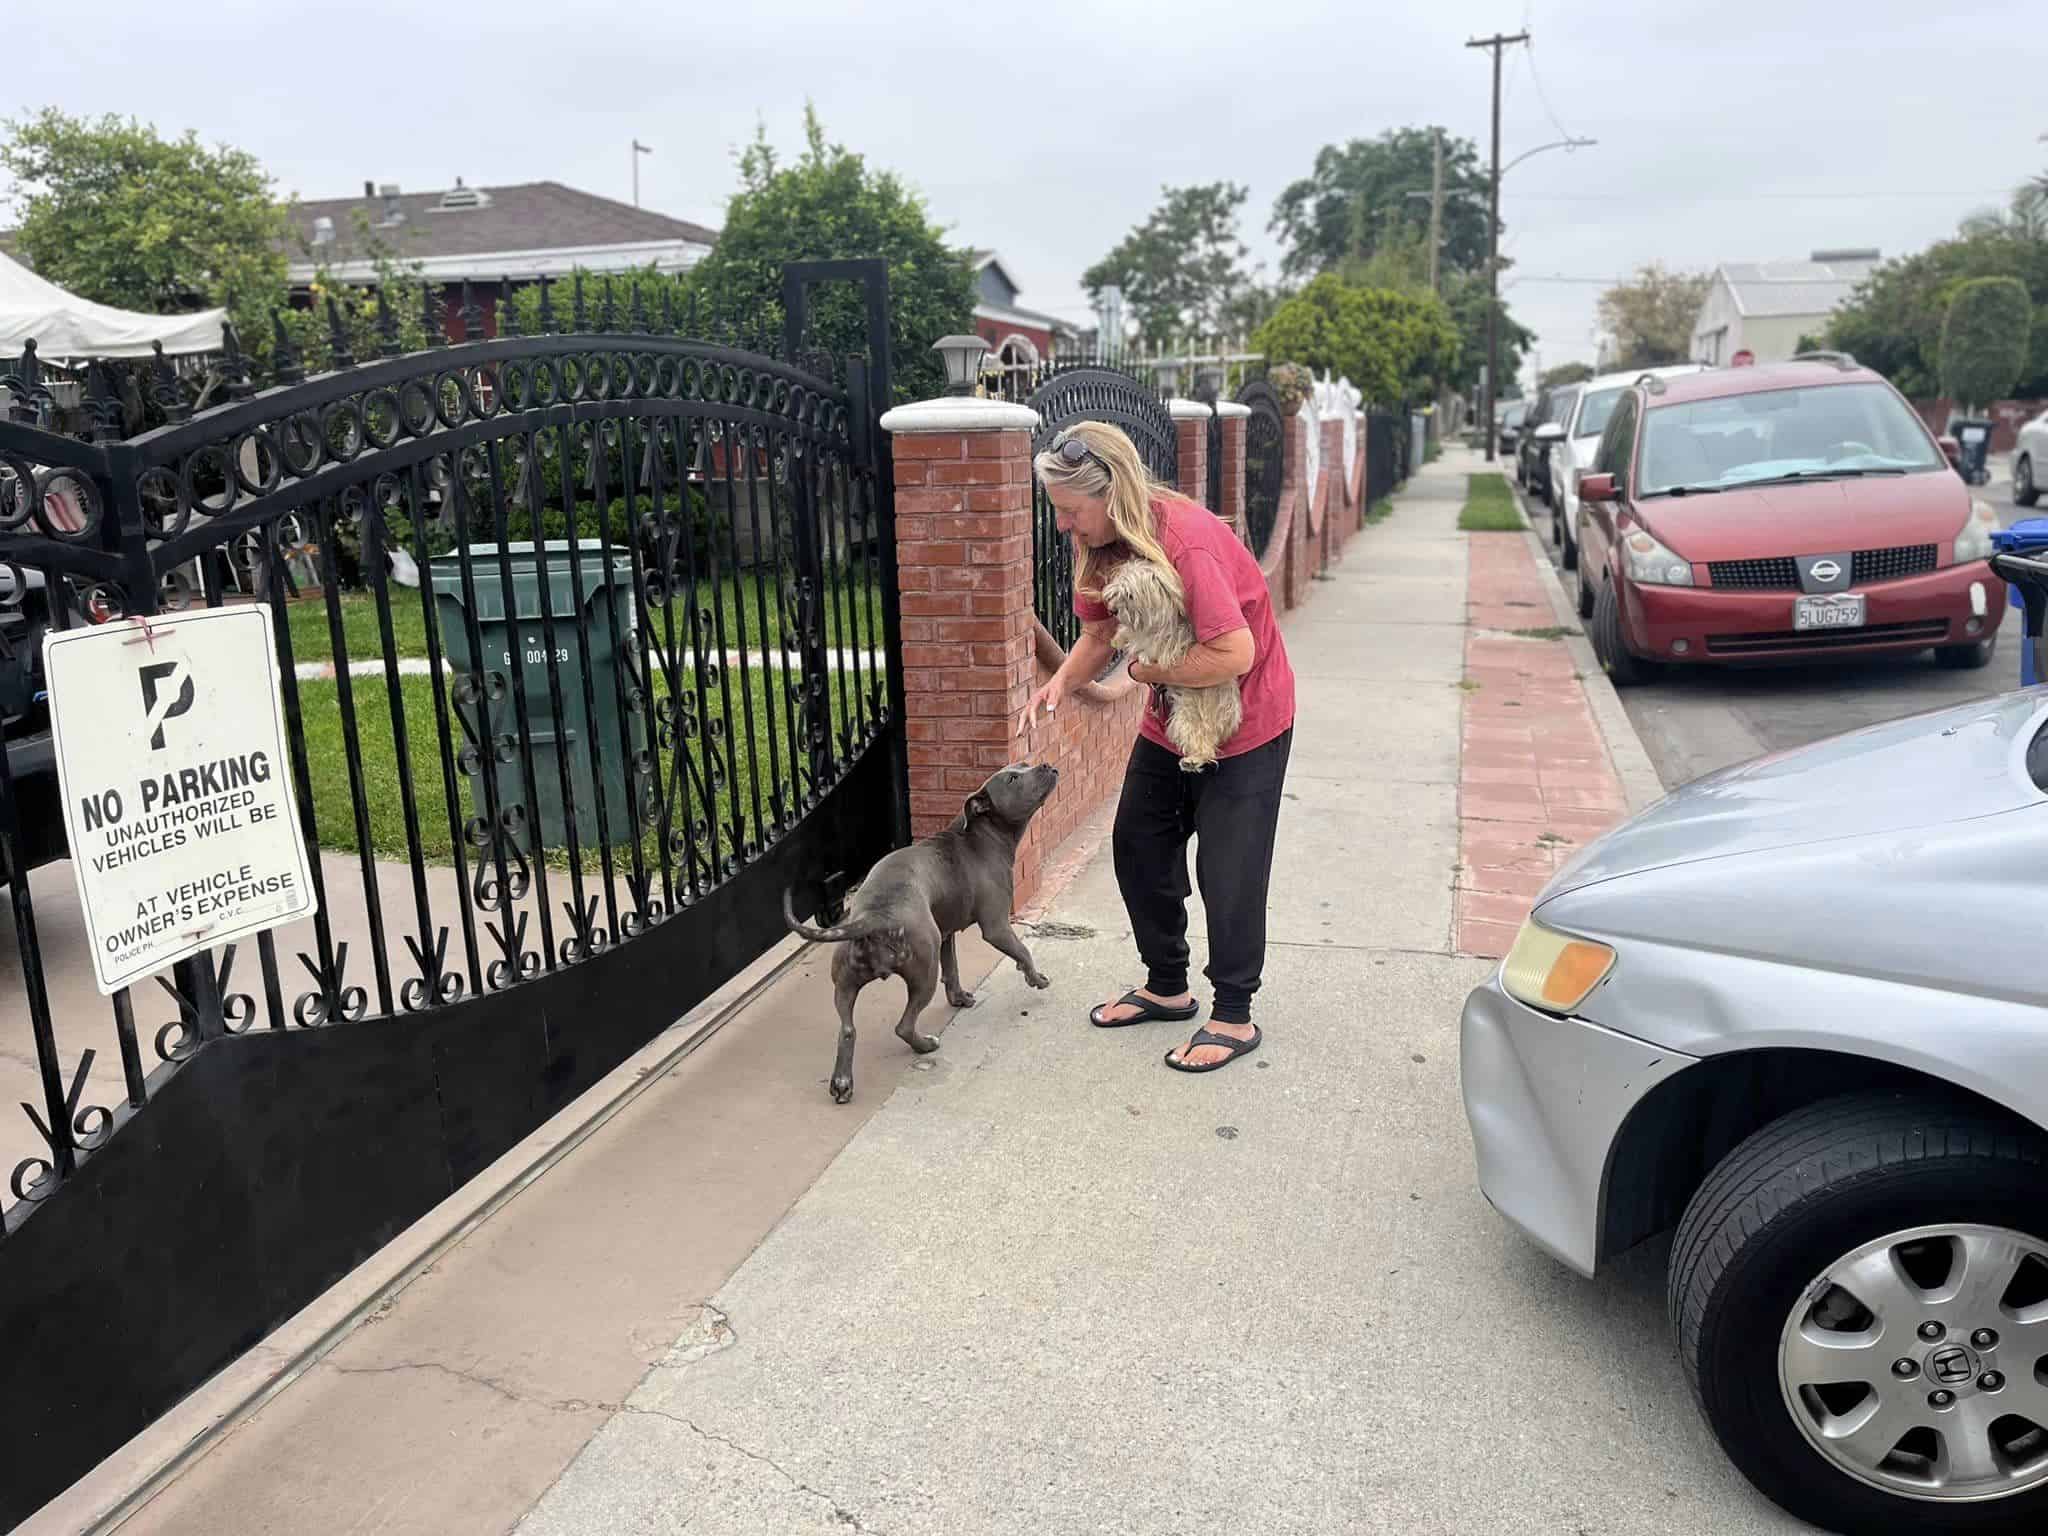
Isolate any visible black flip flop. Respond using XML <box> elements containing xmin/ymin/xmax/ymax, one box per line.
<box><xmin>1089</xmin><ymin>989</ymin><xmax>1201</xmax><ymax>1029</ymax></box>
<box><xmin>1164</xmin><ymin>1025</ymin><xmax>1261</xmax><ymax>1073</ymax></box>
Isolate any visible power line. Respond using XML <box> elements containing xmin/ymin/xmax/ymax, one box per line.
<box><xmin>1523</xmin><ymin>38</ymin><xmax>1577</xmax><ymax>147</ymax></box>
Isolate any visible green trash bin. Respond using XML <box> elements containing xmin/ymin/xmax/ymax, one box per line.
<box><xmin>429</xmin><ymin>541</ymin><xmax>646</xmax><ymax>853</ymax></box>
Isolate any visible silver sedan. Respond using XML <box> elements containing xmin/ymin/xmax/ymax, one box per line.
<box><xmin>1461</xmin><ymin>669</ymin><xmax>2048</xmax><ymax>1534</ymax></box>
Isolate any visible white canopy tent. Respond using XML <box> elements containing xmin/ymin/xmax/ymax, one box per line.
<box><xmin>0</xmin><ymin>249</ymin><xmax>223</xmax><ymax>360</ymax></box>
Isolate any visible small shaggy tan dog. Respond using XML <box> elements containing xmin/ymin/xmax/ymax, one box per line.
<box><xmin>1102</xmin><ymin>558</ymin><xmax>1243</xmax><ymax>772</ymax></box>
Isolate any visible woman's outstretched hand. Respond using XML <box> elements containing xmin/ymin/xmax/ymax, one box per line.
<box><xmin>1025</xmin><ymin>674</ymin><xmax>1067</xmax><ymax>732</ymax></box>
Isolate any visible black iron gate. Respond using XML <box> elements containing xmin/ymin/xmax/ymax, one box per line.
<box><xmin>0</xmin><ymin>261</ymin><xmax>906</xmax><ymax>1524</ymax></box>
<box><xmin>1021</xmin><ymin>362</ymin><xmax>1177</xmax><ymax>650</ymax></box>
<box><xmin>1367</xmin><ymin>409</ymin><xmax>1406</xmax><ymax>507</ymax></box>
<box><xmin>1237</xmin><ymin>378</ymin><xmax>1286</xmax><ymax>560</ymax></box>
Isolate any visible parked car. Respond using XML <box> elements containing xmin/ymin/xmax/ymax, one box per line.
<box><xmin>1495</xmin><ymin>399</ymin><xmax>1527</xmax><ymax>458</ymax></box>
<box><xmin>1517</xmin><ymin>386</ymin><xmax>1572</xmax><ymax>502</ymax></box>
<box><xmin>1572</xmin><ymin>357</ymin><xmax>2005</xmax><ymax>685</ymax></box>
<box><xmin>2015</xmin><ymin>405</ymin><xmax>2047</xmax><ymax>508</ymax></box>
<box><xmin>1546</xmin><ymin>364</ymin><xmax>1711</xmax><ymax>570</ymax></box>
<box><xmin>1460</xmin><ymin>578</ymin><xmax>2048</xmax><ymax>1531</ymax></box>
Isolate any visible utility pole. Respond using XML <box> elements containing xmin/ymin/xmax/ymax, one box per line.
<box><xmin>631</xmin><ymin>138</ymin><xmax>653</xmax><ymax>207</ymax></box>
<box><xmin>1466</xmin><ymin>29</ymin><xmax>1527</xmax><ymax>461</ymax></box>
<box><xmin>1428</xmin><ymin>128</ymin><xmax>1445</xmax><ymax>295</ymax></box>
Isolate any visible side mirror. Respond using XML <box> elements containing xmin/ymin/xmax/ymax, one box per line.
<box><xmin>1579</xmin><ymin>473</ymin><xmax>1618</xmax><ymax>504</ymax></box>
<box><xmin>1533</xmin><ymin>422</ymin><xmax>1566</xmax><ymax>443</ymax></box>
<box><xmin>1938</xmin><ymin>435</ymin><xmax>1961</xmax><ymax>468</ymax></box>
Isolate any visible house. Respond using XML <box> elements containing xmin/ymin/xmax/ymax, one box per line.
<box><xmin>1690</xmin><ymin>249</ymin><xmax>1881</xmax><ymax>366</ymax></box>
<box><xmin>969</xmin><ymin>251</ymin><xmax>1080</xmax><ymax>373</ymax></box>
<box><xmin>284</xmin><ymin>179</ymin><xmax>719</xmax><ymax>340</ymax></box>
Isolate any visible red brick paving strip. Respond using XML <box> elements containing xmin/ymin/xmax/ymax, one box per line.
<box><xmin>1457</xmin><ymin>531</ymin><xmax>1628</xmax><ymax>959</ymax></box>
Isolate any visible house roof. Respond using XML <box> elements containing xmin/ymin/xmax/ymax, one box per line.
<box><xmin>1716</xmin><ymin>252</ymin><xmax>1880</xmax><ymax>319</ymax></box>
<box><xmin>974</xmin><ymin>301</ymin><xmax>1080</xmax><ymax>337</ymax></box>
<box><xmin>284</xmin><ymin>180</ymin><xmax>718</xmax><ymax>283</ymax></box>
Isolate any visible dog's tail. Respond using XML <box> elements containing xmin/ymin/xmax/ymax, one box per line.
<box><xmin>783</xmin><ymin>887</ymin><xmax>889</xmax><ymax>946</ymax></box>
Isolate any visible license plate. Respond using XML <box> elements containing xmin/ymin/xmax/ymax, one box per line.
<box><xmin>1793</xmin><ymin>593</ymin><xmax>1866</xmax><ymax>631</ymax></box>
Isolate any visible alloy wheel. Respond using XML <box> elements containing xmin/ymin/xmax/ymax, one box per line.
<box><xmin>1779</xmin><ymin>1223</ymin><xmax>2048</xmax><ymax>1504</ymax></box>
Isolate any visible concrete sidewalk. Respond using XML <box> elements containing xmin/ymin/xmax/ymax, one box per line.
<box><xmin>506</xmin><ymin>450</ymin><xmax>1803</xmax><ymax>1534</ymax></box>
<box><xmin>81</xmin><ymin>449</ymin><xmax>1808</xmax><ymax>1535</ymax></box>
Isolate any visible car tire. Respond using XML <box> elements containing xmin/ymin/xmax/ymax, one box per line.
<box><xmin>1549</xmin><ymin>504</ymin><xmax>1562</xmax><ymax>547</ymax></box>
<box><xmin>1561</xmin><ymin>519</ymin><xmax>1579</xmax><ymax>572</ymax></box>
<box><xmin>1669</xmin><ymin>1093</ymin><xmax>2048</xmax><ymax>1535</ymax></box>
<box><xmin>1576</xmin><ymin>561</ymin><xmax>1595</xmax><ymax>619</ymax></box>
<box><xmin>2017</xmin><ymin>454</ymin><xmax>2040</xmax><ymax>508</ymax></box>
<box><xmin>1592</xmin><ymin>578</ymin><xmax>1649</xmax><ymax>685</ymax></box>
<box><xmin>1936</xmin><ymin>633</ymin><xmax>1997</xmax><ymax>670</ymax></box>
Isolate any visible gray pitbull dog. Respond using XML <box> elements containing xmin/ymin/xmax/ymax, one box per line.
<box><xmin>783</xmin><ymin>762</ymin><xmax>1059</xmax><ymax>1103</ymax></box>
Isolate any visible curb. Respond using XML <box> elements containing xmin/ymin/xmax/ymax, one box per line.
<box><xmin>1514</xmin><ymin>513</ymin><xmax>1667</xmax><ymax>816</ymax></box>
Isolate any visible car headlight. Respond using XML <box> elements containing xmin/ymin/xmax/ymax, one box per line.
<box><xmin>1954</xmin><ymin>498</ymin><xmax>1998</xmax><ymax>563</ymax></box>
<box><xmin>1500</xmin><ymin>918</ymin><xmax>1617</xmax><ymax>1014</ymax></box>
<box><xmin>1624</xmin><ymin>527</ymin><xmax>1695</xmax><ymax>586</ymax></box>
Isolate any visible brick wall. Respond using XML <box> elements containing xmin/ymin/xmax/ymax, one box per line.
<box><xmin>1014</xmin><ymin>641</ymin><xmax>1147</xmax><ymax>903</ymax></box>
<box><xmin>1174</xmin><ymin>407</ymin><xmax>1210</xmax><ymax>505</ymax></box>
<box><xmin>890</xmin><ymin>426</ymin><xmax>1036</xmax><ymax>843</ymax></box>
<box><xmin>1912</xmin><ymin>397</ymin><xmax>2046</xmax><ymax>455</ymax></box>
<box><xmin>1282</xmin><ymin>411</ymin><xmax>1314</xmax><ymax>610</ymax></box>
<box><xmin>1218</xmin><ymin>410</ymin><xmax>1247</xmax><ymax>536</ymax></box>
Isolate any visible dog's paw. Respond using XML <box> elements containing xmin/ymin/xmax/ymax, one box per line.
<box><xmin>1025</xmin><ymin>968</ymin><xmax>1052</xmax><ymax>990</ymax></box>
<box><xmin>830</xmin><ymin>1074</ymin><xmax>854</xmax><ymax>1104</ymax></box>
<box><xmin>946</xmin><ymin>990</ymin><xmax>978</xmax><ymax>1010</ymax></box>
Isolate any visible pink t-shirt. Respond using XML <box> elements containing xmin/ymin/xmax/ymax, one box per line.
<box><xmin>1074</xmin><ymin>497</ymin><xmax>1296</xmax><ymax>760</ymax></box>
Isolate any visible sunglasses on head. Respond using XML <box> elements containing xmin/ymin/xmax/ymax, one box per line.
<box><xmin>1054</xmin><ymin>434</ymin><xmax>1109</xmax><ymax>472</ymax></box>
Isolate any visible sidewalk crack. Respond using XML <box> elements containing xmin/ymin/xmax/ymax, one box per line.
<box><xmin>623</xmin><ymin>1407</ymin><xmax>882</xmax><ymax>1533</ymax></box>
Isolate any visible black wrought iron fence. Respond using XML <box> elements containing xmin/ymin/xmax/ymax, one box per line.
<box><xmin>0</xmin><ymin>262</ymin><xmax>908</xmax><ymax>1525</ymax></box>
<box><xmin>1237</xmin><ymin>378</ymin><xmax>1287</xmax><ymax>560</ymax></box>
<box><xmin>1018</xmin><ymin>359</ymin><xmax>1177</xmax><ymax>650</ymax></box>
<box><xmin>1366</xmin><ymin>409</ymin><xmax>1405</xmax><ymax>508</ymax></box>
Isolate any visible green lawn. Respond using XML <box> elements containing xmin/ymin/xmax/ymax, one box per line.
<box><xmin>291</xmin><ymin>647</ymin><xmax>878</xmax><ymax>877</ymax></box>
<box><xmin>1459</xmin><ymin>473</ymin><xmax>1526</xmax><ymax>532</ymax></box>
<box><xmin>283</xmin><ymin>569</ymin><xmax>885</xmax><ymax>666</ymax></box>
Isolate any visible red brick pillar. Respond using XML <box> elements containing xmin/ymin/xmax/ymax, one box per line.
<box><xmin>1215</xmin><ymin>401</ymin><xmax>1248</xmax><ymax>543</ymax></box>
<box><xmin>878</xmin><ymin>396</ymin><xmax>1039</xmax><ymax>844</ymax></box>
<box><xmin>1321</xmin><ymin>417</ymin><xmax>1345</xmax><ymax>563</ymax></box>
<box><xmin>1170</xmin><ymin>398</ymin><xmax>1212</xmax><ymax>507</ymax></box>
<box><xmin>1281</xmin><ymin>409</ymin><xmax>1310</xmax><ymax>609</ymax></box>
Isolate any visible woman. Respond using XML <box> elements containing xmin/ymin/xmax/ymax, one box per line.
<box><xmin>1024</xmin><ymin>421</ymin><xmax>1296</xmax><ymax>1074</ymax></box>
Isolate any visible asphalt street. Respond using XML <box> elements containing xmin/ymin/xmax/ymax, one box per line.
<box><xmin>1517</xmin><ymin>457</ymin><xmax>2040</xmax><ymax>790</ymax></box>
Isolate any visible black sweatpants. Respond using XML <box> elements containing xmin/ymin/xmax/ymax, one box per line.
<box><xmin>1111</xmin><ymin>728</ymin><xmax>1292</xmax><ymax>1026</ymax></box>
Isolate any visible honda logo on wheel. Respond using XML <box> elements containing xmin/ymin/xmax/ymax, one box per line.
<box><xmin>1930</xmin><ymin>1346</ymin><xmax>1975</xmax><ymax>1385</ymax></box>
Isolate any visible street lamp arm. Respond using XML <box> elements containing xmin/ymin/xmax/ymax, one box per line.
<box><xmin>1500</xmin><ymin>137</ymin><xmax>1597</xmax><ymax>177</ymax></box>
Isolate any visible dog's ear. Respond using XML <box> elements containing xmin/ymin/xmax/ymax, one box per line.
<box><xmin>964</xmin><ymin>789</ymin><xmax>994</xmax><ymax>820</ymax></box>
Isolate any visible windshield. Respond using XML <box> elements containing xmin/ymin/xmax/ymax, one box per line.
<box><xmin>1638</xmin><ymin>382</ymin><xmax>1947</xmax><ymax>495</ymax></box>
<box><xmin>1575</xmin><ymin>387</ymin><xmax>1625</xmax><ymax>439</ymax></box>
<box><xmin>1504</xmin><ymin>404</ymin><xmax>1526</xmax><ymax>426</ymax></box>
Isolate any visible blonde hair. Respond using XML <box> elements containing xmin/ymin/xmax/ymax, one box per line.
<box><xmin>1031</xmin><ymin>420</ymin><xmax>1184</xmax><ymax>609</ymax></box>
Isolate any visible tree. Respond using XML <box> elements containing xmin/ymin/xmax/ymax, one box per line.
<box><xmin>1597</xmin><ymin>263</ymin><xmax>1712</xmax><ymax>369</ymax></box>
<box><xmin>1083</xmin><ymin>183</ymin><xmax>1253</xmax><ymax>348</ymax></box>
<box><xmin>684</xmin><ymin>106</ymin><xmax>975</xmax><ymax>403</ymax></box>
<box><xmin>1442</xmin><ymin>270</ymin><xmax>1534</xmax><ymax>397</ymax></box>
<box><xmin>1939</xmin><ymin>276</ymin><xmax>2033</xmax><ymax>411</ymax></box>
<box><xmin>1251</xmin><ymin>273</ymin><xmax>1459</xmax><ymax>409</ymax></box>
<box><xmin>0</xmin><ymin>108</ymin><xmax>288</xmax><ymax>350</ymax></box>
<box><xmin>1826</xmin><ymin>223</ymin><xmax>2048</xmax><ymax>398</ymax></box>
<box><xmin>1269</xmin><ymin>127</ymin><xmax>1491</xmax><ymax>282</ymax></box>
<box><xmin>1539</xmin><ymin>361</ymin><xmax>1595</xmax><ymax>389</ymax></box>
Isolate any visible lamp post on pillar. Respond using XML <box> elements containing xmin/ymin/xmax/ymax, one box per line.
<box><xmin>933</xmin><ymin>334</ymin><xmax>991</xmax><ymax>397</ymax></box>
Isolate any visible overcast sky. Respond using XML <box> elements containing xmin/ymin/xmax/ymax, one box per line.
<box><xmin>11</xmin><ymin>0</ymin><xmax>2042</xmax><ymax>389</ymax></box>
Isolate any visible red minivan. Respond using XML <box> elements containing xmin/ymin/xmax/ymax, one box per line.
<box><xmin>1573</xmin><ymin>357</ymin><xmax>2005</xmax><ymax>684</ymax></box>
